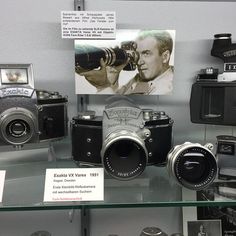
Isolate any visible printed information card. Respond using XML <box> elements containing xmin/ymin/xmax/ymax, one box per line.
<box><xmin>43</xmin><ymin>168</ymin><xmax>104</xmax><ymax>202</ymax></box>
<box><xmin>61</xmin><ymin>11</ymin><xmax>116</xmax><ymax>39</ymax></box>
<box><xmin>0</xmin><ymin>170</ymin><xmax>6</xmax><ymax>202</ymax></box>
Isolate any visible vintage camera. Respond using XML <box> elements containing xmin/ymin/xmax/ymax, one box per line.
<box><xmin>71</xmin><ymin>97</ymin><xmax>173</xmax><ymax>180</ymax></box>
<box><xmin>190</xmin><ymin>33</ymin><xmax>236</xmax><ymax>126</ymax></box>
<box><xmin>216</xmin><ymin>135</ymin><xmax>236</xmax><ymax>180</ymax></box>
<box><xmin>75</xmin><ymin>41</ymin><xmax>139</xmax><ymax>73</ymax></box>
<box><xmin>0</xmin><ymin>64</ymin><xmax>68</xmax><ymax>146</ymax></box>
<box><xmin>167</xmin><ymin>142</ymin><xmax>217</xmax><ymax>190</ymax></box>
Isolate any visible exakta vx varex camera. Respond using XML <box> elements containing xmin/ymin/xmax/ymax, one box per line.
<box><xmin>71</xmin><ymin>97</ymin><xmax>173</xmax><ymax>180</ymax></box>
<box><xmin>0</xmin><ymin>64</ymin><xmax>68</xmax><ymax>146</ymax></box>
<box><xmin>190</xmin><ymin>33</ymin><xmax>236</xmax><ymax>126</ymax></box>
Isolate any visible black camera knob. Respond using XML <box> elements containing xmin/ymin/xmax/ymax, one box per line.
<box><xmin>38</xmin><ymin>91</ymin><xmax>48</xmax><ymax>99</ymax></box>
<box><xmin>50</xmin><ymin>92</ymin><xmax>61</xmax><ymax>99</ymax></box>
<box><xmin>143</xmin><ymin>109</ymin><xmax>153</xmax><ymax>121</ymax></box>
<box><xmin>140</xmin><ymin>227</ymin><xmax>168</xmax><ymax>236</ymax></box>
<box><xmin>214</xmin><ymin>33</ymin><xmax>231</xmax><ymax>39</ymax></box>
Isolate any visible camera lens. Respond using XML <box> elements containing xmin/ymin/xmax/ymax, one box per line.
<box><xmin>167</xmin><ymin>143</ymin><xmax>217</xmax><ymax>190</ymax></box>
<box><xmin>0</xmin><ymin>108</ymin><xmax>36</xmax><ymax>145</ymax></box>
<box><xmin>102</xmin><ymin>135</ymin><xmax>147</xmax><ymax>180</ymax></box>
<box><xmin>75</xmin><ymin>45</ymin><xmax>128</xmax><ymax>71</ymax></box>
<box><xmin>7</xmin><ymin>120</ymin><xmax>29</xmax><ymax>137</ymax></box>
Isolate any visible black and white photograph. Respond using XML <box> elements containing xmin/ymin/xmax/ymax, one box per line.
<box><xmin>0</xmin><ymin>68</ymin><xmax>28</xmax><ymax>84</ymax></box>
<box><xmin>197</xmin><ymin>182</ymin><xmax>236</xmax><ymax>236</ymax></box>
<box><xmin>75</xmin><ymin>29</ymin><xmax>175</xmax><ymax>95</ymax></box>
<box><xmin>187</xmin><ymin>220</ymin><xmax>222</xmax><ymax>236</ymax></box>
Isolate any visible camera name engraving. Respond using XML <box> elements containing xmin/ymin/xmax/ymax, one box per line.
<box><xmin>106</xmin><ymin>108</ymin><xmax>140</xmax><ymax>119</ymax></box>
<box><xmin>0</xmin><ymin>88</ymin><xmax>33</xmax><ymax>98</ymax></box>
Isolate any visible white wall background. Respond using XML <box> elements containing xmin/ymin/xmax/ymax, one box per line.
<box><xmin>0</xmin><ymin>0</ymin><xmax>236</xmax><ymax>235</ymax></box>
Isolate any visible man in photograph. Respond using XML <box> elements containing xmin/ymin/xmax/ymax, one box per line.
<box><xmin>77</xmin><ymin>30</ymin><xmax>174</xmax><ymax>95</ymax></box>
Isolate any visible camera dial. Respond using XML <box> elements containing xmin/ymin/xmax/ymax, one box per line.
<box><xmin>167</xmin><ymin>142</ymin><xmax>217</xmax><ymax>190</ymax></box>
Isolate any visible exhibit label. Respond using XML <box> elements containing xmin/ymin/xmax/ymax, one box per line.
<box><xmin>43</xmin><ymin>168</ymin><xmax>104</xmax><ymax>202</ymax></box>
<box><xmin>61</xmin><ymin>11</ymin><xmax>116</xmax><ymax>39</ymax></box>
<box><xmin>0</xmin><ymin>171</ymin><xmax>6</xmax><ymax>202</ymax></box>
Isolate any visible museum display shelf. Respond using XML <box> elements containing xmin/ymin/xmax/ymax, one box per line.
<box><xmin>0</xmin><ymin>144</ymin><xmax>236</xmax><ymax>212</ymax></box>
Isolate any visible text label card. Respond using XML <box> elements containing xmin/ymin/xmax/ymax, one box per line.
<box><xmin>61</xmin><ymin>11</ymin><xmax>116</xmax><ymax>39</ymax></box>
<box><xmin>0</xmin><ymin>171</ymin><xmax>5</xmax><ymax>202</ymax></box>
<box><xmin>44</xmin><ymin>168</ymin><xmax>104</xmax><ymax>202</ymax></box>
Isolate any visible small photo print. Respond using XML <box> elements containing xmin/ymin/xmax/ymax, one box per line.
<box><xmin>0</xmin><ymin>68</ymin><xmax>28</xmax><ymax>84</ymax></box>
<box><xmin>197</xmin><ymin>182</ymin><xmax>236</xmax><ymax>236</ymax></box>
<box><xmin>75</xmin><ymin>29</ymin><xmax>175</xmax><ymax>95</ymax></box>
<box><xmin>187</xmin><ymin>220</ymin><xmax>222</xmax><ymax>236</ymax></box>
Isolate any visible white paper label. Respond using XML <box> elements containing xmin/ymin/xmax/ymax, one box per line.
<box><xmin>0</xmin><ymin>171</ymin><xmax>6</xmax><ymax>202</ymax></box>
<box><xmin>61</xmin><ymin>11</ymin><xmax>116</xmax><ymax>39</ymax></box>
<box><xmin>43</xmin><ymin>168</ymin><xmax>104</xmax><ymax>202</ymax></box>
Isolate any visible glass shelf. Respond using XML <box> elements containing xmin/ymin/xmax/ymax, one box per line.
<box><xmin>1</xmin><ymin>146</ymin><xmax>236</xmax><ymax>211</ymax></box>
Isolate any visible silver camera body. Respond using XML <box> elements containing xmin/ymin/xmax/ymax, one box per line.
<box><xmin>0</xmin><ymin>64</ymin><xmax>68</xmax><ymax>147</ymax></box>
<box><xmin>71</xmin><ymin>97</ymin><xmax>173</xmax><ymax>180</ymax></box>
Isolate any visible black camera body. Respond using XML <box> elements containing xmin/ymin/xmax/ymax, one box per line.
<box><xmin>0</xmin><ymin>64</ymin><xmax>68</xmax><ymax>146</ymax></box>
<box><xmin>190</xmin><ymin>34</ymin><xmax>236</xmax><ymax>126</ymax></box>
<box><xmin>71</xmin><ymin>111</ymin><xmax>172</xmax><ymax>165</ymax></box>
<box><xmin>71</xmin><ymin>98</ymin><xmax>173</xmax><ymax>180</ymax></box>
<box><xmin>190</xmin><ymin>76</ymin><xmax>236</xmax><ymax>125</ymax></box>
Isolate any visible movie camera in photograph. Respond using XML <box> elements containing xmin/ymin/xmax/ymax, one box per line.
<box><xmin>0</xmin><ymin>64</ymin><xmax>68</xmax><ymax>147</ymax></box>
<box><xmin>75</xmin><ymin>41</ymin><xmax>139</xmax><ymax>73</ymax></box>
<box><xmin>190</xmin><ymin>33</ymin><xmax>236</xmax><ymax>125</ymax></box>
<box><xmin>71</xmin><ymin>97</ymin><xmax>173</xmax><ymax>180</ymax></box>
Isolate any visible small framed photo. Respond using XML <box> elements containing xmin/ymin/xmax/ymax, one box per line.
<box><xmin>187</xmin><ymin>220</ymin><xmax>222</xmax><ymax>236</ymax></box>
<box><xmin>0</xmin><ymin>64</ymin><xmax>34</xmax><ymax>88</ymax></box>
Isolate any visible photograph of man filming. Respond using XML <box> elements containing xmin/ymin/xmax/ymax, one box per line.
<box><xmin>75</xmin><ymin>29</ymin><xmax>175</xmax><ymax>95</ymax></box>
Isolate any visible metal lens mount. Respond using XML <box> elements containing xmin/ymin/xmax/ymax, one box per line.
<box><xmin>167</xmin><ymin>142</ymin><xmax>217</xmax><ymax>190</ymax></box>
<box><xmin>0</xmin><ymin>108</ymin><xmax>36</xmax><ymax>145</ymax></box>
<box><xmin>101</xmin><ymin>130</ymin><xmax>148</xmax><ymax>180</ymax></box>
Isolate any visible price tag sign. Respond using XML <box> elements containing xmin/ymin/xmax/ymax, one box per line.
<box><xmin>0</xmin><ymin>170</ymin><xmax>5</xmax><ymax>202</ymax></box>
<box><xmin>43</xmin><ymin>168</ymin><xmax>104</xmax><ymax>202</ymax></box>
<box><xmin>61</xmin><ymin>11</ymin><xmax>116</xmax><ymax>39</ymax></box>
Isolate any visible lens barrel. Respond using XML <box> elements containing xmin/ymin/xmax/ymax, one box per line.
<box><xmin>101</xmin><ymin>131</ymin><xmax>148</xmax><ymax>180</ymax></box>
<box><xmin>0</xmin><ymin>108</ymin><xmax>36</xmax><ymax>145</ymax></box>
<box><xmin>167</xmin><ymin>142</ymin><xmax>217</xmax><ymax>190</ymax></box>
<box><xmin>75</xmin><ymin>45</ymin><xmax>128</xmax><ymax>71</ymax></box>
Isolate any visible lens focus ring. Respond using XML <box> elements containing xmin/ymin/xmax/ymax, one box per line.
<box><xmin>101</xmin><ymin>130</ymin><xmax>148</xmax><ymax>180</ymax></box>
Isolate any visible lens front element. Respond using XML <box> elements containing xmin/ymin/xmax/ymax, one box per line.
<box><xmin>168</xmin><ymin>143</ymin><xmax>217</xmax><ymax>190</ymax></box>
